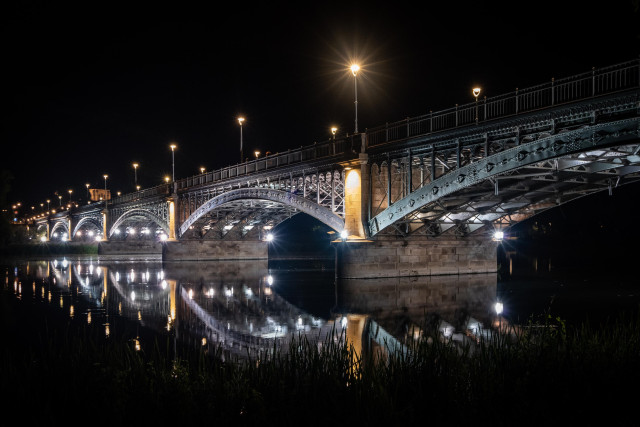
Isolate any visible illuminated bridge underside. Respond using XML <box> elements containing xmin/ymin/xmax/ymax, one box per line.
<box><xmin>179</xmin><ymin>188</ymin><xmax>345</xmax><ymax>239</ymax></box>
<box><xmin>371</xmin><ymin>119</ymin><xmax>640</xmax><ymax>237</ymax></box>
<box><xmin>109</xmin><ymin>208</ymin><xmax>170</xmax><ymax>238</ymax></box>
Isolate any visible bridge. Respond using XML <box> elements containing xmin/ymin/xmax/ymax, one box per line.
<box><xmin>32</xmin><ymin>59</ymin><xmax>640</xmax><ymax>278</ymax></box>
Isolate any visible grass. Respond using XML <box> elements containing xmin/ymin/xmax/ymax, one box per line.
<box><xmin>2</xmin><ymin>287</ymin><xmax>639</xmax><ymax>426</ymax></box>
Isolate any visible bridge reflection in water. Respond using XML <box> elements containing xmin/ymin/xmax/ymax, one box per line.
<box><xmin>13</xmin><ymin>258</ymin><xmax>505</xmax><ymax>361</ymax></box>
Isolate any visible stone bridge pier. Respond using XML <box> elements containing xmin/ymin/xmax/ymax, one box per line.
<box><xmin>333</xmin><ymin>152</ymin><xmax>498</xmax><ymax>278</ymax></box>
<box><xmin>335</xmin><ymin>236</ymin><xmax>498</xmax><ymax>279</ymax></box>
<box><xmin>162</xmin><ymin>239</ymin><xmax>268</xmax><ymax>261</ymax></box>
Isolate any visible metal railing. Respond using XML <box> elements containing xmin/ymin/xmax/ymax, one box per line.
<box><xmin>366</xmin><ymin>59</ymin><xmax>640</xmax><ymax>147</ymax></box>
<box><xmin>176</xmin><ymin>135</ymin><xmax>361</xmax><ymax>190</ymax></box>
<box><xmin>109</xmin><ymin>184</ymin><xmax>171</xmax><ymax>204</ymax></box>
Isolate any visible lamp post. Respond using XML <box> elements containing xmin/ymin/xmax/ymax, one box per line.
<box><xmin>200</xmin><ymin>167</ymin><xmax>205</xmax><ymax>174</ymax></box>
<box><xmin>473</xmin><ymin>87</ymin><xmax>481</xmax><ymax>124</ymax></box>
<box><xmin>331</xmin><ymin>127</ymin><xmax>337</xmax><ymax>140</ymax></box>
<box><xmin>46</xmin><ymin>199</ymin><xmax>50</xmax><ymax>211</ymax></box>
<box><xmin>58</xmin><ymin>195</ymin><xmax>62</xmax><ymax>206</ymax></box>
<box><xmin>103</xmin><ymin>175</ymin><xmax>108</xmax><ymax>200</ymax></box>
<box><xmin>132</xmin><ymin>162</ymin><xmax>139</xmax><ymax>189</ymax></box>
<box><xmin>238</xmin><ymin>117</ymin><xmax>245</xmax><ymax>163</ymax></box>
<box><xmin>85</xmin><ymin>183</ymin><xmax>90</xmax><ymax>203</ymax></box>
<box><xmin>254</xmin><ymin>150</ymin><xmax>260</xmax><ymax>159</ymax></box>
<box><xmin>350</xmin><ymin>64</ymin><xmax>360</xmax><ymax>133</ymax></box>
<box><xmin>169</xmin><ymin>144</ymin><xmax>177</xmax><ymax>182</ymax></box>
<box><xmin>68</xmin><ymin>189</ymin><xmax>73</xmax><ymax>203</ymax></box>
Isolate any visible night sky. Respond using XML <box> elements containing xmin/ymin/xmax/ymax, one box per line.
<box><xmin>3</xmin><ymin>1</ymin><xmax>639</xmax><ymax>213</ymax></box>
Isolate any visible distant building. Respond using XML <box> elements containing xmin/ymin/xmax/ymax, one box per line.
<box><xmin>89</xmin><ymin>188</ymin><xmax>111</xmax><ymax>201</ymax></box>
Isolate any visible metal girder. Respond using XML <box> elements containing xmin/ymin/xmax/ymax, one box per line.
<box><xmin>370</xmin><ymin>118</ymin><xmax>640</xmax><ymax>237</ymax></box>
<box><xmin>179</xmin><ymin>188</ymin><xmax>344</xmax><ymax>237</ymax></box>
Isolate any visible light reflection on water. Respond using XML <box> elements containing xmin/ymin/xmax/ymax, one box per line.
<box><xmin>3</xmin><ymin>257</ymin><xmax>509</xmax><ymax>359</ymax></box>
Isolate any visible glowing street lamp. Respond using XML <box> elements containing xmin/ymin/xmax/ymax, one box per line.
<box><xmin>350</xmin><ymin>64</ymin><xmax>360</xmax><ymax>133</ymax></box>
<box><xmin>473</xmin><ymin>87</ymin><xmax>481</xmax><ymax>123</ymax></box>
<box><xmin>46</xmin><ymin>199</ymin><xmax>50</xmax><ymax>211</ymax></box>
<box><xmin>85</xmin><ymin>183</ymin><xmax>90</xmax><ymax>202</ymax></box>
<box><xmin>103</xmin><ymin>174</ymin><xmax>108</xmax><ymax>191</ymax></box>
<box><xmin>238</xmin><ymin>117</ymin><xmax>245</xmax><ymax>163</ymax></box>
<box><xmin>331</xmin><ymin>127</ymin><xmax>337</xmax><ymax>139</ymax></box>
<box><xmin>68</xmin><ymin>189</ymin><xmax>73</xmax><ymax>203</ymax></box>
<box><xmin>58</xmin><ymin>195</ymin><xmax>62</xmax><ymax>206</ymax></box>
<box><xmin>169</xmin><ymin>144</ymin><xmax>177</xmax><ymax>182</ymax></box>
<box><xmin>200</xmin><ymin>167</ymin><xmax>205</xmax><ymax>174</ymax></box>
<box><xmin>164</xmin><ymin>176</ymin><xmax>170</xmax><ymax>184</ymax></box>
<box><xmin>254</xmin><ymin>150</ymin><xmax>260</xmax><ymax>159</ymax></box>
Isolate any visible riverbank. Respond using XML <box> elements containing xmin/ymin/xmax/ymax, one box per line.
<box><xmin>0</xmin><ymin>242</ymin><xmax>98</xmax><ymax>258</ymax></box>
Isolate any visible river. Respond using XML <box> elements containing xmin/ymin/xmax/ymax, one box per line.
<box><xmin>2</xmin><ymin>236</ymin><xmax>639</xmax><ymax>359</ymax></box>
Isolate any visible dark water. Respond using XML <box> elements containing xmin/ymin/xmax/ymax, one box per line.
<box><xmin>2</xmin><ymin>240</ymin><xmax>639</xmax><ymax>357</ymax></box>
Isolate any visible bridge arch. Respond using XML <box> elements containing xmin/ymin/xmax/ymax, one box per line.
<box><xmin>49</xmin><ymin>221</ymin><xmax>70</xmax><ymax>239</ymax></box>
<box><xmin>109</xmin><ymin>208</ymin><xmax>170</xmax><ymax>238</ymax></box>
<box><xmin>368</xmin><ymin>120</ymin><xmax>640</xmax><ymax>237</ymax></box>
<box><xmin>72</xmin><ymin>217</ymin><xmax>102</xmax><ymax>238</ymax></box>
<box><xmin>179</xmin><ymin>188</ymin><xmax>345</xmax><ymax>237</ymax></box>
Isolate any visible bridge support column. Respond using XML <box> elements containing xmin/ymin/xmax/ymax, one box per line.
<box><xmin>101</xmin><ymin>210</ymin><xmax>109</xmax><ymax>241</ymax></box>
<box><xmin>343</xmin><ymin>157</ymin><xmax>367</xmax><ymax>239</ymax></box>
<box><xmin>168</xmin><ymin>196</ymin><xmax>178</xmax><ymax>241</ymax></box>
<box><xmin>335</xmin><ymin>235</ymin><xmax>498</xmax><ymax>278</ymax></box>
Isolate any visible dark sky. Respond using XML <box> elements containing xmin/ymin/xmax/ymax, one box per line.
<box><xmin>3</xmin><ymin>1</ymin><xmax>639</xmax><ymax>210</ymax></box>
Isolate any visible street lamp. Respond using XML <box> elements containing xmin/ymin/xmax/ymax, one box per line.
<box><xmin>46</xmin><ymin>199</ymin><xmax>50</xmax><ymax>211</ymax></box>
<box><xmin>254</xmin><ymin>150</ymin><xmax>260</xmax><ymax>159</ymax></box>
<box><xmin>58</xmin><ymin>195</ymin><xmax>62</xmax><ymax>206</ymax></box>
<box><xmin>68</xmin><ymin>189</ymin><xmax>73</xmax><ymax>203</ymax></box>
<box><xmin>169</xmin><ymin>144</ymin><xmax>177</xmax><ymax>182</ymax></box>
<box><xmin>103</xmin><ymin>174</ymin><xmax>108</xmax><ymax>191</ymax></box>
<box><xmin>164</xmin><ymin>176</ymin><xmax>170</xmax><ymax>184</ymax></box>
<box><xmin>472</xmin><ymin>87</ymin><xmax>481</xmax><ymax>123</ymax></box>
<box><xmin>238</xmin><ymin>117</ymin><xmax>245</xmax><ymax>163</ymax></box>
<box><xmin>200</xmin><ymin>167</ymin><xmax>205</xmax><ymax>174</ymax></box>
<box><xmin>331</xmin><ymin>127</ymin><xmax>337</xmax><ymax>139</ymax></box>
<box><xmin>85</xmin><ymin>183</ymin><xmax>90</xmax><ymax>202</ymax></box>
<box><xmin>132</xmin><ymin>162</ymin><xmax>139</xmax><ymax>189</ymax></box>
<box><xmin>350</xmin><ymin>64</ymin><xmax>360</xmax><ymax>133</ymax></box>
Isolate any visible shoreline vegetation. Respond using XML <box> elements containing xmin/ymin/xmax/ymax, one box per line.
<box><xmin>0</xmin><ymin>242</ymin><xmax>99</xmax><ymax>257</ymax></box>
<box><xmin>2</xmin><ymin>284</ymin><xmax>638</xmax><ymax>426</ymax></box>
